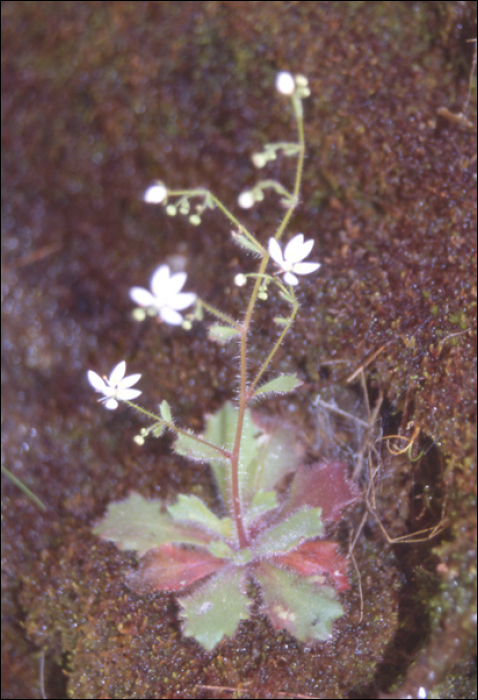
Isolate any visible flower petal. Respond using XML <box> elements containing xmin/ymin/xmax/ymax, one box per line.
<box><xmin>130</xmin><ymin>287</ymin><xmax>156</xmax><ymax>307</ymax></box>
<box><xmin>292</xmin><ymin>262</ymin><xmax>321</xmax><ymax>276</ymax></box>
<box><xmin>150</xmin><ymin>265</ymin><xmax>172</xmax><ymax>297</ymax></box>
<box><xmin>290</xmin><ymin>237</ymin><xmax>314</xmax><ymax>263</ymax></box>
<box><xmin>169</xmin><ymin>292</ymin><xmax>196</xmax><ymax>311</ymax></box>
<box><xmin>119</xmin><ymin>373</ymin><xmax>142</xmax><ymax>388</ymax></box>
<box><xmin>284</xmin><ymin>234</ymin><xmax>306</xmax><ymax>262</ymax></box>
<box><xmin>160</xmin><ymin>307</ymin><xmax>184</xmax><ymax>325</ymax></box>
<box><xmin>283</xmin><ymin>271</ymin><xmax>299</xmax><ymax>285</ymax></box>
<box><xmin>109</xmin><ymin>361</ymin><xmax>126</xmax><ymax>386</ymax></box>
<box><xmin>167</xmin><ymin>271</ymin><xmax>188</xmax><ymax>297</ymax></box>
<box><xmin>118</xmin><ymin>388</ymin><xmax>142</xmax><ymax>401</ymax></box>
<box><xmin>104</xmin><ymin>397</ymin><xmax>119</xmax><ymax>410</ymax></box>
<box><xmin>87</xmin><ymin>370</ymin><xmax>108</xmax><ymax>393</ymax></box>
<box><xmin>268</xmin><ymin>238</ymin><xmax>285</xmax><ymax>267</ymax></box>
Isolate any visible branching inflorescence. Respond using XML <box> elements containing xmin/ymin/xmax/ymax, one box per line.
<box><xmin>88</xmin><ymin>72</ymin><xmax>359</xmax><ymax>650</ymax></box>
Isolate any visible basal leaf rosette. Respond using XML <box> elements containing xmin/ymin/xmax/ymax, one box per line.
<box><xmin>92</xmin><ymin>403</ymin><xmax>359</xmax><ymax>650</ymax></box>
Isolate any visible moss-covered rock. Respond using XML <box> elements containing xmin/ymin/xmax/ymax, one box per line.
<box><xmin>2</xmin><ymin>1</ymin><xmax>476</xmax><ymax>697</ymax></box>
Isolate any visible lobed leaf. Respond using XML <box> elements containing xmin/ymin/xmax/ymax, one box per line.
<box><xmin>203</xmin><ymin>402</ymin><xmax>261</xmax><ymax>507</ymax></box>
<box><xmin>179</xmin><ymin>566</ymin><xmax>251</xmax><ymax>650</ymax></box>
<box><xmin>271</xmin><ymin>540</ymin><xmax>351</xmax><ymax>591</ymax></box>
<box><xmin>242</xmin><ymin>418</ymin><xmax>302</xmax><ymax>501</ymax></box>
<box><xmin>176</xmin><ymin>403</ymin><xmax>302</xmax><ymax>517</ymax></box>
<box><xmin>252</xmin><ymin>506</ymin><xmax>323</xmax><ymax>557</ymax></box>
<box><xmin>254</xmin><ymin>562</ymin><xmax>344</xmax><ymax>643</ymax></box>
<box><xmin>126</xmin><ymin>543</ymin><xmax>227</xmax><ymax>593</ymax></box>
<box><xmin>245</xmin><ymin>489</ymin><xmax>279</xmax><ymax>525</ymax></box>
<box><xmin>207</xmin><ymin>540</ymin><xmax>236</xmax><ymax>559</ymax></box>
<box><xmin>93</xmin><ymin>492</ymin><xmax>214</xmax><ymax>555</ymax></box>
<box><xmin>283</xmin><ymin>461</ymin><xmax>360</xmax><ymax>522</ymax></box>
<box><xmin>167</xmin><ymin>494</ymin><xmax>234</xmax><ymax>539</ymax></box>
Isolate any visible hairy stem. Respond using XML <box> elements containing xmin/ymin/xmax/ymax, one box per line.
<box><xmin>249</xmin><ymin>291</ymin><xmax>298</xmax><ymax>395</ymax></box>
<box><xmin>229</xmin><ymin>95</ymin><xmax>306</xmax><ymax>548</ymax></box>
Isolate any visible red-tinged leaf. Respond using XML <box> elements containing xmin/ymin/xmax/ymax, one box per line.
<box><xmin>270</xmin><ymin>540</ymin><xmax>351</xmax><ymax>591</ymax></box>
<box><xmin>126</xmin><ymin>543</ymin><xmax>227</xmax><ymax>593</ymax></box>
<box><xmin>284</xmin><ymin>461</ymin><xmax>360</xmax><ymax>521</ymax></box>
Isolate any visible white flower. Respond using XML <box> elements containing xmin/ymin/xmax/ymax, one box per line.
<box><xmin>129</xmin><ymin>264</ymin><xmax>196</xmax><ymax>325</ymax></box>
<box><xmin>268</xmin><ymin>234</ymin><xmax>321</xmax><ymax>286</ymax></box>
<box><xmin>143</xmin><ymin>182</ymin><xmax>167</xmax><ymax>204</ymax></box>
<box><xmin>87</xmin><ymin>361</ymin><xmax>142</xmax><ymax>410</ymax></box>
<box><xmin>275</xmin><ymin>71</ymin><xmax>296</xmax><ymax>95</ymax></box>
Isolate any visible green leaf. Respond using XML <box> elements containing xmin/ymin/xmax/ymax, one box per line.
<box><xmin>179</xmin><ymin>567</ymin><xmax>251</xmax><ymax>650</ymax></box>
<box><xmin>152</xmin><ymin>422</ymin><xmax>166</xmax><ymax>438</ymax></box>
<box><xmin>93</xmin><ymin>492</ymin><xmax>214</xmax><ymax>556</ymax></box>
<box><xmin>203</xmin><ymin>402</ymin><xmax>260</xmax><ymax>507</ymax></box>
<box><xmin>159</xmin><ymin>400</ymin><xmax>172</xmax><ymax>423</ymax></box>
<box><xmin>167</xmin><ymin>494</ymin><xmax>234</xmax><ymax>539</ymax></box>
<box><xmin>246</xmin><ymin>490</ymin><xmax>279</xmax><ymax>523</ymax></box>
<box><xmin>203</xmin><ymin>192</ymin><xmax>215</xmax><ymax>210</ymax></box>
<box><xmin>278</xmin><ymin>288</ymin><xmax>294</xmax><ymax>304</ymax></box>
<box><xmin>231</xmin><ymin>230</ymin><xmax>264</xmax><ymax>255</ymax></box>
<box><xmin>172</xmin><ymin>403</ymin><xmax>302</xmax><ymax>517</ymax></box>
<box><xmin>253</xmin><ymin>507</ymin><xmax>323</xmax><ymax>557</ymax></box>
<box><xmin>254</xmin><ymin>562</ymin><xmax>344</xmax><ymax>643</ymax></box>
<box><xmin>174</xmin><ymin>430</ymin><xmax>229</xmax><ymax>464</ymax></box>
<box><xmin>253</xmin><ymin>373</ymin><xmax>303</xmax><ymax>397</ymax></box>
<box><xmin>207</xmin><ymin>540</ymin><xmax>235</xmax><ymax>559</ymax></box>
<box><xmin>203</xmin><ymin>403</ymin><xmax>302</xmax><ymax>512</ymax></box>
<box><xmin>208</xmin><ymin>324</ymin><xmax>240</xmax><ymax>343</ymax></box>
<box><xmin>241</xmin><ymin>421</ymin><xmax>302</xmax><ymax>506</ymax></box>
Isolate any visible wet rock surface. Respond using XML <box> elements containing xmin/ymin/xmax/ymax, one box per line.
<box><xmin>2</xmin><ymin>2</ymin><xmax>476</xmax><ymax>698</ymax></box>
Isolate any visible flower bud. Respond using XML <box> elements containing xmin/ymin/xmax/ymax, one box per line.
<box><xmin>238</xmin><ymin>191</ymin><xmax>255</xmax><ymax>209</ymax></box>
<box><xmin>252</xmin><ymin>153</ymin><xmax>266</xmax><ymax>168</ymax></box>
<box><xmin>275</xmin><ymin>71</ymin><xmax>296</xmax><ymax>95</ymax></box>
<box><xmin>234</xmin><ymin>273</ymin><xmax>247</xmax><ymax>287</ymax></box>
<box><xmin>143</xmin><ymin>182</ymin><xmax>167</xmax><ymax>204</ymax></box>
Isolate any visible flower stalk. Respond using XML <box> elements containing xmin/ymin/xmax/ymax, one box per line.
<box><xmin>225</xmin><ymin>81</ymin><xmax>307</xmax><ymax>546</ymax></box>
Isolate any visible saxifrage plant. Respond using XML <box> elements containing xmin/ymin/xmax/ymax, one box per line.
<box><xmin>89</xmin><ymin>72</ymin><xmax>359</xmax><ymax>650</ymax></box>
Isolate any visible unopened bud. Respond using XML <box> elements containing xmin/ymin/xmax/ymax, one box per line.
<box><xmin>275</xmin><ymin>71</ymin><xmax>296</xmax><ymax>95</ymax></box>
<box><xmin>234</xmin><ymin>273</ymin><xmax>247</xmax><ymax>287</ymax></box>
<box><xmin>238</xmin><ymin>191</ymin><xmax>255</xmax><ymax>209</ymax></box>
<box><xmin>143</xmin><ymin>182</ymin><xmax>167</xmax><ymax>204</ymax></box>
